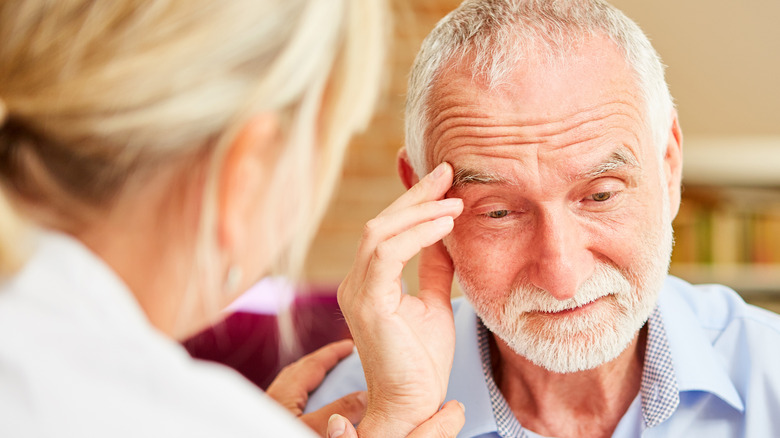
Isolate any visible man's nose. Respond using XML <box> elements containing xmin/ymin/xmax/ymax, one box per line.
<box><xmin>526</xmin><ymin>209</ymin><xmax>594</xmax><ymax>301</ymax></box>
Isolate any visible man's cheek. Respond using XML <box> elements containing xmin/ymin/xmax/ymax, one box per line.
<box><xmin>442</xmin><ymin>234</ymin><xmax>476</xmax><ymax>273</ymax></box>
<box><xmin>446</xmin><ymin>239</ymin><xmax>499</xmax><ymax>280</ymax></box>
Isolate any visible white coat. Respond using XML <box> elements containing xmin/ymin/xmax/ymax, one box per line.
<box><xmin>0</xmin><ymin>231</ymin><xmax>315</xmax><ymax>437</ymax></box>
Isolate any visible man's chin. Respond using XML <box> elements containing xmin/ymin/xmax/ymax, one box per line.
<box><xmin>477</xmin><ymin>290</ymin><xmax>657</xmax><ymax>374</ymax></box>
<box><xmin>494</xmin><ymin>323</ymin><xmax>641</xmax><ymax>374</ymax></box>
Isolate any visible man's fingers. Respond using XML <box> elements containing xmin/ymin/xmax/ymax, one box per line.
<box><xmin>379</xmin><ymin>162</ymin><xmax>455</xmax><ymax>218</ymax></box>
<box><xmin>407</xmin><ymin>400</ymin><xmax>466</xmax><ymax>438</ymax></box>
<box><xmin>301</xmin><ymin>391</ymin><xmax>367</xmax><ymax>437</ymax></box>
<box><xmin>266</xmin><ymin>339</ymin><xmax>355</xmax><ymax>413</ymax></box>
<box><xmin>362</xmin><ymin>216</ymin><xmax>456</xmax><ymax>296</ymax></box>
<box><xmin>342</xmin><ymin>162</ymin><xmax>459</xmax><ymax>308</ymax></box>
<box><xmin>353</xmin><ymin>161</ymin><xmax>454</xmax><ymax>268</ymax></box>
<box><xmin>327</xmin><ymin>413</ymin><xmax>358</xmax><ymax>438</ymax></box>
<box><xmin>417</xmin><ymin>240</ymin><xmax>455</xmax><ymax>309</ymax></box>
<box><xmin>352</xmin><ymin>197</ymin><xmax>462</xmax><ymax>282</ymax></box>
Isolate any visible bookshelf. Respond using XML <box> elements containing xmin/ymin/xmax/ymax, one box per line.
<box><xmin>670</xmin><ymin>138</ymin><xmax>780</xmax><ymax>298</ymax></box>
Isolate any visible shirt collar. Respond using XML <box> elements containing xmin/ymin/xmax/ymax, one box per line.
<box><xmin>447</xmin><ymin>300</ymin><xmax>505</xmax><ymax>437</ymax></box>
<box><xmin>639</xmin><ymin>306</ymin><xmax>679</xmax><ymax>427</ymax></box>
<box><xmin>476</xmin><ymin>319</ymin><xmax>526</xmax><ymax>438</ymax></box>
<box><xmin>657</xmin><ymin>276</ymin><xmax>745</xmax><ymax>412</ymax></box>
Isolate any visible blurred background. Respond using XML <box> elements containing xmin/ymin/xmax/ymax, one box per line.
<box><xmin>304</xmin><ymin>0</ymin><xmax>780</xmax><ymax>313</ymax></box>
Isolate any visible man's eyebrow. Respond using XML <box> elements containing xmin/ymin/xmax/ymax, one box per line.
<box><xmin>449</xmin><ymin>148</ymin><xmax>638</xmax><ymax>189</ymax></box>
<box><xmin>577</xmin><ymin>148</ymin><xmax>640</xmax><ymax>180</ymax></box>
<box><xmin>451</xmin><ymin>167</ymin><xmax>509</xmax><ymax>189</ymax></box>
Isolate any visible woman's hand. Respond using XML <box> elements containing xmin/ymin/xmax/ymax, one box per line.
<box><xmin>266</xmin><ymin>339</ymin><xmax>367</xmax><ymax>436</ymax></box>
<box><xmin>337</xmin><ymin>162</ymin><xmax>464</xmax><ymax>437</ymax></box>
<box><xmin>326</xmin><ymin>400</ymin><xmax>466</xmax><ymax>438</ymax></box>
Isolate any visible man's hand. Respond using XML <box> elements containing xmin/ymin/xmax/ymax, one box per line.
<box><xmin>266</xmin><ymin>339</ymin><xmax>366</xmax><ymax>436</ymax></box>
<box><xmin>337</xmin><ymin>162</ymin><xmax>464</xmax><ymax>437</ymax></box>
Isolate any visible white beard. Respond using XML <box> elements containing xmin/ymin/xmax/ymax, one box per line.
<box><xmin>458</xmin><ymin>204</ymin><xmax>674</xmax><ymax>374</ymax></box>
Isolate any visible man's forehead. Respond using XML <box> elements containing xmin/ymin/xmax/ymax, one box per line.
<box><xmin>424</xmin><ymin>37</ymin><xmax>647</xmax><ymax>166</ymax></box>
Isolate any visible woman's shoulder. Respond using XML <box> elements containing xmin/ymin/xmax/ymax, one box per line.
<box><xmin>0</xmin><ymin>239</ymin><xmax>315</xmax><ymax>436</ymax></box>
<box><xmin>0</xmin><ymin>294</ymin><xmax>314</xmax><ymax>437</ymax></box>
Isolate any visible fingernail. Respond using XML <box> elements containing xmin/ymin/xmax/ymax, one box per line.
<box><xmin>328</xmin><ymin>414</ymin><xmax>346</xmax><ymax>438</ymax></box>
<box><xmin>459</xmin><ymin>402</ymin><xmax>466</xmax><ymax>412</ymax></box>
<box><xmin>431</xmin><ymin>162</ymin><xmax>448</xmax><ymax>179</ymax></box>
<box><xmin>434</xmin><ymin>216</ymin><xmax>454</xmax><ymax>229</ymax></box>
<box><xmin>439</xmin><ymin>197</ymin><xmax>462</xmax><ymax>209</ymax></box>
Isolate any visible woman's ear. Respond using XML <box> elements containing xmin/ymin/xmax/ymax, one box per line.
<box><xmin>397</xmin><ymin>147</ymin><xmax>420</xmax><ymax>190</ymax></box>
<box><xmin>217</xmin><ymin>114</ymin><xmax>280</xmax><ymax>257</ymax></box>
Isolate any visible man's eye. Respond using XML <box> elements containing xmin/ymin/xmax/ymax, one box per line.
<box><xmin>591</xmin><ymin>192</ymin><xmax>612</xmax><ymax>202</ymax></box>
<box><xmin>486</xmin><ymin>210</ymin><xmax>509</xmax><ymax>218</ymax></box>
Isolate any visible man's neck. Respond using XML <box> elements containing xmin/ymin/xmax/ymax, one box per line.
<box><xmin>491</xmin><ymin>326</ymin><xmax>647</xmax><ymax>438</ymax></box>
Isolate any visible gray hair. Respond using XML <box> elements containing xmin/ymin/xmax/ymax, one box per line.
<box><xmin>405</xmin><ymin>0</ymin><xmax>674</xmax><ymax>176</ymax></box>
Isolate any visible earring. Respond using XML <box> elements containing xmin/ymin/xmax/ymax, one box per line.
<box><xmin>224</xmin><ymin>265</ymin><xmax>243</xmax><ymax>294</ymax></box>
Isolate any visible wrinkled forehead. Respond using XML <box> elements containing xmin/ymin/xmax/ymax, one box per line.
<box><xmin>423</xmin><ymin>35</ymin><xmax>651</xmax><ymax>167</ymax></box>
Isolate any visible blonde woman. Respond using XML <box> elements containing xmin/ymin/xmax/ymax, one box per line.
<box><xmin>0</xmin><ymin>1</ymin><xmax>464</xmax><ymax>437</ymax></box>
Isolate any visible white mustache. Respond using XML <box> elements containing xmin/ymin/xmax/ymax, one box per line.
<box><xmin>511</xmin><ymin>264</ymin><xmax>632</xmax><ymax>314</ymax></box>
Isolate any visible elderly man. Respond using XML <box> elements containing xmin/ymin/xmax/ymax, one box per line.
<box><xmin>309</xmin><ymin>0</ymin><xmax>780</xmax><ymax>436</ymax></box>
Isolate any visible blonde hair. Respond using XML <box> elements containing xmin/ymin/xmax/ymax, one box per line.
<box><xmin>0</xmin><ymin>0</ymin><xmax>386</xmax><ymax>324</ymax></box>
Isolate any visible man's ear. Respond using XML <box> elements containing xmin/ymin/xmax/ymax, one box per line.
<box><xmin>663</xmin><ymin>110</ymin><xmax>683</xmax><ymax>220</ymax></box>
<box><xmin>397</xmin><ymin>147</ymin><xmax>420</xmax><ymax>190</ymax></box>
<box><xmin>218</xmin><ymin>114</ymin><xmax>279</xmax><ymax>256</ymax></box>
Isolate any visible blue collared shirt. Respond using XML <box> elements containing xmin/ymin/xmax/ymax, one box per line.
<box><xmin>307</xmin><ymin>276</ymin><xmax>780</xmax><ymax>437</ymax></box>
